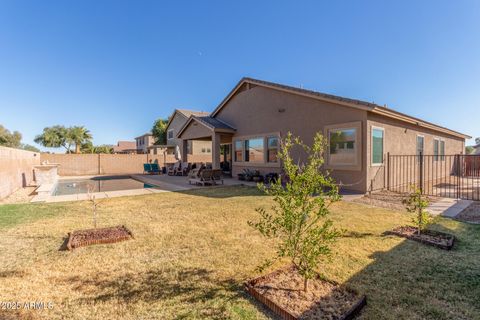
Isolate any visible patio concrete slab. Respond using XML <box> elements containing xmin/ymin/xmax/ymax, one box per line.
<box><xmin>427</xmin><ymin>198</ymin><xmax>473</xmax><ymax>217</ymax></box>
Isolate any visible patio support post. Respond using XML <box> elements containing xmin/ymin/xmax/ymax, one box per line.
<box><xmin>212</xmin><ymin>132</ymin><xmax>221</xmax><ymax>169</ymax></box>
<box><xmin>181</xmin><ymin>139</ymin><xmax>189</xmax><ymax>163</ymax></box>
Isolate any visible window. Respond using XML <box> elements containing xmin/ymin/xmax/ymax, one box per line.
<box><xmin>167</xmin><ymin>129</ymin><xmax>174</xmax><ymax>140</ymax></box>
<box><xmin>372</xmin><ymin>127</ymin><xmax>384</xmax><ymax>165</ymax></box>
<box><xmin>207</xmin><ymin>148</ymin><xmax>211</xmax><ymax>153</ymax></box>
<box><xmin>267</xmin><ymin>137</ymin><xmax>279</xmax><ymax>163</ymax></box>
<box><xmin>234</xmin><ymin>140</ymin><xmax>243</xmax><ymax>162</ymax></box>
<box><xmin>416</xmin><ymin>136</ymin><xmax>424</xmax><ymax>155</ymax></box>
<box><xmin>201</xmin><ymin>148</ymin><xmax>206</xmax><ymax>153</ymax></box>
<box><xmin>244</xmin><ymin>138</ymin><xmax>264</xmax><ymax>163</ymax></box>
<box><xmin>328</xmin><ymin>128</ymin><xmax>357</xmax><ymax>165</ymax></box>
<box><xmin>434</xmin><ymin>139</ymin><xmax>439</xmax><ymax>160</ymax></box>
<box><xmin>440</xmin><ymin>140</ymin><xmax>445</xmax><ymax>161</ymax></box>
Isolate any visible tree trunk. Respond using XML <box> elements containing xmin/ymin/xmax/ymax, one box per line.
<box><xmin>75</xmin><ymin>144</ymin><xmax>81</xmax><ymax>154</ymax></box>
<box><xmin>304</xmin><ymin>278</ymin><xmax>308</xmax><ymax>292</ymax></box>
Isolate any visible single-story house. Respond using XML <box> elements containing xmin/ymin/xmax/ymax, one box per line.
<box><xmin>176</xmin><ymin>77</ymin><xmax>470</xmax><ymax>193</ymax></box>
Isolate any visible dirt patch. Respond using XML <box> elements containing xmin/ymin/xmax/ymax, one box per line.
<box><xmin>66</xmin><ymin>225</ymin><xmax>134</xmax><ymax>250</ymax></box>
<box><xmin>246</xmin><ymin>265</ymin><xmax>365</xmax><ymax>320</ymax></box>
<box><xmin>456</xmin><ymin>202</ymin><xmax>480</xmax><ymax>224</ymax></box>
<box><xmin>354</xmin><ymin>190</ymin><xmax>439</xmax><ymax>212</ymax></box>
<box><xmin>0</xmin><ymin>187</ymin><xmax>36</xmax><ymax>204</ymax></box>
<box><xmin>387</xmin><ymin>226</ymin><xmax>454</xmax><ymax>250</ymax></box>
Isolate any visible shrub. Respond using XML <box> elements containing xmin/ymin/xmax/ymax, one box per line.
<box><xmin>403</xmin><ymin>185</ymin><xmax>432</xmax><ymax>235</ymax></box>
<box><xmin>248</xmin><ymin>132</ymin><xmax>341</xmax><ymax>292</ymax></box>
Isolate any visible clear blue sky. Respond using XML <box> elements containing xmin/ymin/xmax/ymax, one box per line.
<box><xmin>1</xmin><ymin>0</ymin><xmax>479</xmax><ymax>151</ymax></box>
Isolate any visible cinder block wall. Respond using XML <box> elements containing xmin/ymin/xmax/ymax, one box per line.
<box><xmin>40</xmin><ymin>153</ymin><xmax>212</xmax><ymax>176</ymax></box>
<box><xmin>0</xmin><ymin>146</ymin><xmax>40</xmax><ymax>199</ymax></box>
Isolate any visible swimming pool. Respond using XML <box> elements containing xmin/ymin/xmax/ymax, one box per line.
<box><xmin>53</xmin><ymin>176</ymin><xmax>155</xmax><ymax>196</ymax></box>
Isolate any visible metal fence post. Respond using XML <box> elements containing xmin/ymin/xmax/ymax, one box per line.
<box><xmin>456</xmin><ymin>154</ymin><xmax>461</xmax><ymax>199</ymax></box>
<box><xmin>387</xmin><ymin>152</ymin><xmax>390</xmax><ymax>190</ymax></box>
<box><xmin>419</xmin><ymin>152</ymin><xmax>424</xmax><ymax>193</ymax></box>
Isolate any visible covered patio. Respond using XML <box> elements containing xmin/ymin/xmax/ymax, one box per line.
<box><xmin>177</xmin><ymin>115</ymin><xmax>236</xmax><ymax>173</ymax></box>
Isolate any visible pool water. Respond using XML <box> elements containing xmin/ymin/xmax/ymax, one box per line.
<box><xmin>53</xmin><ymin>176</ymin><xmax>155</xmax><ymax>196</ymax></box>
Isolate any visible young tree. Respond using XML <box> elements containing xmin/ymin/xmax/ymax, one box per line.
<box><xmin>152</xmin><ymin>118</ymin><xmax>169</xmax><ymax>145</ymax></box>
<box><xmin>249</xmin><ymin>132</ymin><xmax>341</xmax><ymax>292</ymax></box>
<box><xmin>403</xmin><ymin>185</ymin><xmax>431</xmax><ymax>235</ymax></box>
<box><xmin>34</xmin><ymin>125</ymin><xmax>73</xmax><ymax>153</ymax></box>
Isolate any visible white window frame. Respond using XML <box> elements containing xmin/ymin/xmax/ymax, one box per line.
<box><xmin>371</xmin><ymin>126</ymin><xmax>385</xmax><ymax>166</ymax></box>
<box><xmin>324</xmin><ymin>121</ymin><xmax>362</xmax><ymax>171</ymax></box>
<box><xmin>167</xmin><ymin>129</ymin><xmax>174</xmax><ymax>140</ymax></box>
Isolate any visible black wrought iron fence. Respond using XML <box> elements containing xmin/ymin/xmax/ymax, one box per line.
<box><xmin>387</xmin><ymin>153</ymin><xmax>480</xmax><ymax>201</ymax></box>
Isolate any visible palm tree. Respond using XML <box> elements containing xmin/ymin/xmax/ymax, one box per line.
<box><xmin>69</xmin><ymin>126</ymin><xmax>93</xmax><ymax>154</ymax></box>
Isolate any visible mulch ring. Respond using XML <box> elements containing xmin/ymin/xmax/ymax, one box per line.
<box><xmin>245</xmin><ymin>265</ymin><xmax>366</xmax><ymax>320</ymax></box>
<box><xmin>66</xmin><ymin>225</ymin><xmax>134</xmax><ymax>250</ymax></box>
<box><xmin>455</xmin><ymin>202</ymin><xmax>480</xmax><ymax>224</ymax></box>
<box><xmin>354</xmin><ymin>190</ymin><xmax>439</xmax><ymax>212</ymax></box>
<box><xmin>386</xmin><ymin>226</ymin><xmax>455</xmax><ymax>250</ymax></box>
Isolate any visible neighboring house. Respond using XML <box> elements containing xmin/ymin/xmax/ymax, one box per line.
<box><xmin>160</xmin><ymin>109</ymin><xmax>212</xmax><ymax>158</ymax></box>
<box><xmin>472</xmin><ymin>144</ymin><xmax>480</xmax><ymax>155</ymax></box>
<box><xmin>135</xmin><ymin>133</ymin><xmax>155</xmax><ymax>153</ymax></box>
<box><xmin>177</xmin><ymin>77</ymin><xmax>470</xmax><ymax>193</ymax></box>
<box><xmin>112</xmin><ymin>141</ymin><xmax>137</xmax><ymax>154</ymax></box>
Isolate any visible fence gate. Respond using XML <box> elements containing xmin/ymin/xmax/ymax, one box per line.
<box><xmin>386</xmin><ymin>153</ymin><xmax>480</xmax><ymax>201</ymax></box>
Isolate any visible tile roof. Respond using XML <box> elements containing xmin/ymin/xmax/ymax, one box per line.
<box><xmin>194</xmin><ymin>116</ymin><xmax>236</xmax><ymax>131</ymax></box>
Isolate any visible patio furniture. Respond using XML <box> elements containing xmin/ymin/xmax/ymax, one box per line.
<box><xmin>143</xmin><ymin>163</ymin><xmax>152</xmax><ymax>174</ymax></box>
<box><xmin>150</xmin><ymin>163</ymin><xmax>161</xmax><ymax>174</ymax></box>
<box><xmin>212</xmin><ymin>169</ymin><xmax>224</xmax><ymax>185</ymax></box>
<box><xmin>189</xmin><ymin>169</ymin><xmax>214</xmax><ymax>186</ymax></box>
<box><xmin>167</xmin><ymin>162</ymin><xmax>182</xmax><ymax>176</ymax></box>
<box><xmin>181</xmin><ymin>162</ymin><xmax>190</xmax><ymax>176</ymax></box>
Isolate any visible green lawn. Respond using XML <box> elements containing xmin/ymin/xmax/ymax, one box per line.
<box><xmin>0</xmin><ymin>186</ymin><xmax>479</xmax><ymax>320</ymax></box>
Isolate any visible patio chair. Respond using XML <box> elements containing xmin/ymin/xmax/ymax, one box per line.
<box><xmin>182</xmin><ymin>162</ymin><xmax>191</xmax><ymax>176</ymax></box>
<box><xmin>150</xmin><ymin>163</ymin><xmax>161</xmax><ymax>175</ymax></box>
<box><xmin>167</xmin><ymin>161</ymin><xmax>181</xmax><ymax>176</ymax></box>
<box><xmin>143</xmin><ymin>163</ymin><xmax>152</xmax><ymax>174</ymax></box>
<box><xmin>212</xmin><ymin>169</ymin><xmax>224</xmax><ymax>185</ymax></box>
<box><xmin>189</xmin><ymin>169</ymin><xmax>213</xmax><ymax>186</ymax></box>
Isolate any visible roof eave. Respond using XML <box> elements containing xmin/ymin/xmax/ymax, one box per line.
<box><xmin>371</xmin><ymin>108</ymin><xmax>471</xmax><ymax>139</ymax></box>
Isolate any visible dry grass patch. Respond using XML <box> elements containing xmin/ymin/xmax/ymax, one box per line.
<box><xmin>0</xmin><ymin>186</ymin><xmax>479</xmax><ymax>320</ymax></box>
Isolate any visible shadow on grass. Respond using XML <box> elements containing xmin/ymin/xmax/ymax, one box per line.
<box><xmin>297</xmin><ymin>220</ymin><xmax>480</xmax><ymax>319</ymax></box>
<box><xmin>65</xmin><ymin>267</ymin><xmax>275</xmax><ymax>320</ymax></box>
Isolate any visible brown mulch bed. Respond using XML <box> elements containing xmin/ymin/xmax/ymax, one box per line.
<box><xmin>66</xmin><ymin>225</ymin><xmax>133</xmax><ymax>250</ymax></box>
<box><xmin>386</xmin><ymin>226</ymin><xmax>455</xmax><ymax>250</ymax></box>
<box><xmin>246</xmin><ymin>265</ymin><xmax>366</xmax><ymax>320</ymax></box>
<box><xmin>354</xmin><ymin>190</ymin><xmax>439</xmax><ymax>212</ymax></box>
<box><xmin>456</xmin><ymin>202</ymin><xmax>480</xmax><ymax>224</ymax></box>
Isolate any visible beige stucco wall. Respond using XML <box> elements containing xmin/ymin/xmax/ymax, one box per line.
<box><xmin>215</xmin><ymin>85</ymin><xmax>369</xmax><ymax>192</ymax></box>
<box><xmin>0</xmin><ymin>146</ymin><xmax>40</xmax><ymax>199</ymax></box>
<box><xmin>366</xmin><ymin>113</ymin><xmax>465</xmax><ymax>191</ymax></box>
<box><xmin>40</xmin><ymin>153</ymin><xmax>213</xmax><ymax>176</ymax></box>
